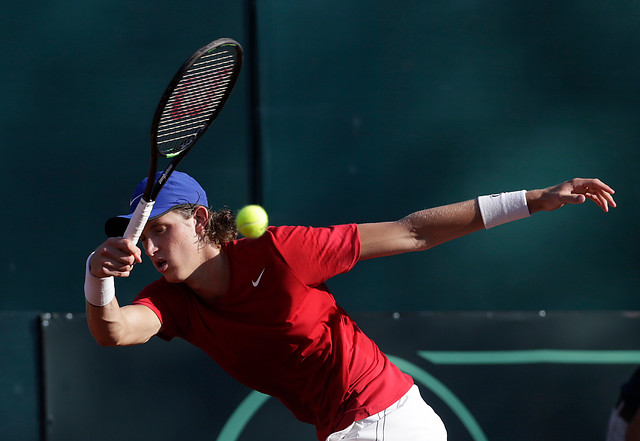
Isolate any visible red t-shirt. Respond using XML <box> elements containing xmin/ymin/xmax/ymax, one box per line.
<box><xmin>133</xmin><ymin>224</ymin><xmax>413</xmax><ymax>440</ymax></box>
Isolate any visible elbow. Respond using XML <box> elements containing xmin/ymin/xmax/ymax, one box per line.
<box><xmin>92</xmin><ymin>334</ymin><xmax>118</xmax><ymax>347</ymax></box>
<box><xmin>88</xmin><ymin>323</ymin><xmax>127</xmax><ymax>347</ymax></box>
<box><xmin>93</xmin><ymin>334</ymin><xmax>137</xmax><ymax>347</ymax></box>
<box><xmin>408</xmin><ymin>228</ymin><xmax>435</xmax><ymax>252</ymax></box>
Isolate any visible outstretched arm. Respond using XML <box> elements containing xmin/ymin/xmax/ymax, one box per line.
<box><xmin>357</xmin><ymin>177</ymin><xmax>616</xmax><ymax>261</ymax></box>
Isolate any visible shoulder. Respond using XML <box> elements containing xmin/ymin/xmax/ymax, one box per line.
<box><xmin>268</xmin><ymin>224</ymin><xmax>359</xmax><ymax>245</ymax></box>
<box><xmin>135</xmin><ymin>277</ymin><xmax>191</xmax><ymax>304</ymax></box>
<box><xmin>141</xmin><ymin>276</ymin><xmax>184</xmax><ymax>293</ymax></box>
<box><xmin>225</xmin><ymin>225</ymin><xmax>356</xmax><ymax>254</ymax></box>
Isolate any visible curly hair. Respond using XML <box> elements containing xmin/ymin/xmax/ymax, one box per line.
<box><xmin>171</xmin><ymin>203</ymin><xmax>238</xmax><ymax>246</ymax></box>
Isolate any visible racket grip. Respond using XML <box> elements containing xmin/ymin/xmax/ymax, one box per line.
<box><xmin>123</xmin><ymin>199</ymin><xmax>155</xmax><ymax>244</ymax></box>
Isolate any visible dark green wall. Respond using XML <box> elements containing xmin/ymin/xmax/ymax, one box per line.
<box><xmin>38</xmin><ymin>311</ymin><xmax>640</xmax><ymax>441</ymax></box>
<box><xmin>255</xmin><ymin>0</ymin><xmax>637</xmax><ymax>311</ymax></box>
<box><xmin>1</xmin><ymin>1</ymin><xmax>638</xmax><ymax>440</ymax></box>
<box><xmin>1</xmin><ymin>0</ymin><xmax>251</xmax><ymax>311</ymax></box>
<box><xmin>1</xmin><ymin>0</ymin><xmax>636</xmax><ymax>313</ymax></box>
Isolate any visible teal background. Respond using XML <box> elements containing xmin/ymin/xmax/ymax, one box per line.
<box><xmin>0</xmin><ymin>0</ymin><xmax>637</xmax><ymax>440</ymax></box>
<box><xmin>255</xmin><ymin>0</ymin><xmax>637</xmax><ymax>312</ymax></box>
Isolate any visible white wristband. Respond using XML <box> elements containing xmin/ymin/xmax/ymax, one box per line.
<box><xmin>84</xmin><ymin>252</ymin><xmax>115</xmax><ymax>306</ymax></box>
<box><xmin>477</xmin><ymin>190</ymin><xmax>530</xmax><ymax>229</ymax></box>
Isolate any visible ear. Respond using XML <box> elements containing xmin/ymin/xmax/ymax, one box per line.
<box><xmin>192</xmin><ymin>206</ymin><xmax>210</xmax><ymax>235</ymax></box>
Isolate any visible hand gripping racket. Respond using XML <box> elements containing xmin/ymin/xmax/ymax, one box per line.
<box><xmin>123</xmin><ymin>38</ymin><xmax>243</xmax><ymax>243</ymax></box>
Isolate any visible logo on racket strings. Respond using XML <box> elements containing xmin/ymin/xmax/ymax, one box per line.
<box><xmin>170</xmin><ymin>69</ymin><xmax>231</xmax><ymax>120</ymax></box>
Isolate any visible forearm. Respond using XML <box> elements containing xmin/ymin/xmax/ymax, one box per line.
<box><xmin>358</xmin><ymin>199</ymin><xmax>483</xmax><ymax>259</ymax></box>
<box><xmin>401</xmin><ymin>199</ymin><xmax>484</xmax><ymax>250</ymax></box>
<box><xmin>86</xmin><ymin>298</ymin><xmax>129</xmax><ymax>346</ymax></box>
<box><xmin>359</xmin><ymin>191</ymin><xmax>529</xmax><ymax>259</ymax></box>
<box><xmin>84</xmin><ymin>250</ymin><xmax>158</xmax><ymax>346</ymax></box>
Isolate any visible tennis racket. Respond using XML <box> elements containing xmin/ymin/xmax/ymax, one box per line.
<box><xmin>123</xmin><ymin>38</ymin><xmax>243</xmax><ymax>243</ymax></box>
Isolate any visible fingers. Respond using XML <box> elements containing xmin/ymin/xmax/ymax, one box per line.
<box><xmin>91</xmin><ymin>238</ymin><xmax>142</xmax><ymax>278</ymax></box>
<box><xmin>569</xmin><ymin>178</ymin><xmax>617</xmax><ymax>212</ymax></box>
<box><xmin>585</xmin><ymin>191</ymin><xmax>610</xmax><ymax>212</ymax></box>
<box><xmin>580</xmin><ymin>179</ymin><xmax>616</xmax><ymax>212</ymax></box>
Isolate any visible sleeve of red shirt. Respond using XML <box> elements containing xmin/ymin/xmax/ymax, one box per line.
<box><xmin>132</xmin><ymin>278</ymin><xmax>186</xmax><ymax>341</ymax></box>
<box><xmin>270</xmin><ymin>224</ymin><xmax>361</xmax><ymax>287</ymax></box>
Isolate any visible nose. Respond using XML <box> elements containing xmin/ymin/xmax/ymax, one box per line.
<box><xmin>142</xmin><ymin>238</ymin><xmax>158</xmax><ymax>256</ymax></box>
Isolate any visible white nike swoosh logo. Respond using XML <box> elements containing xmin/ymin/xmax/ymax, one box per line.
<box><xmin>130</xmin><ymin>193</ymin><xmax>144</xmax><ymax>208</ymax></box>
<box><xmin>252</xmin><ymin>269</ymin><xmax>265</xmax><ymax>287</ymax></box>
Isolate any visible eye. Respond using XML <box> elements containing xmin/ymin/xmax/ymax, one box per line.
<box><xmin>140</xmin><ymin>224</ymin><xmax>167</xmax><ymax>242</ymax></box>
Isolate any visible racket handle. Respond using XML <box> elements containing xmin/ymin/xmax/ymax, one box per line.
<box><xmin>124</xmin><ymin>199</ymin><xmax>155</xmax><ymax>244</ymax></box>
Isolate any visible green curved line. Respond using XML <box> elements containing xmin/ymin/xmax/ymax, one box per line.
<box><xmin>215</xmin><ymin>356</ymin><xmax>488</xmax><ymax>441</ymax></box>
<box><xmin>215</xmin><ymin>390</ymin><xmax>270</xmax><ymax>441</ymax></box>
<box><xmin>387</xmin><ymin>355</ymin><xmax>488</xmax><ymax>441</ymax></box>
<box><xmin>418</xmin><ymin>349</ymin><xmax>640</xmax><ymax>364</ymax></box>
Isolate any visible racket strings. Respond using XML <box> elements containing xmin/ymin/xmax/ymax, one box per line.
<box><xmin>160</xmin><ymin>72</ymin><xmax>231</xmax><ymax>130</ymax></box>
<box><xmin>168</xmin><ymin>57</ymin><xmax>234</xmax><ymax>112</ymax></box>
<box><xmin>156</xmin><ymin>50</ymin><xmax>238</xmax><ymax>156</ymax></box>
<box><xmin>167</xmin><ymin>53</ymin><xmax>236</xmax><ymax>115</ymax></box>
<box><xmin>160</xmin><ymin>64</ymin><xmax>233</xmax><ymax>126</ymax></box>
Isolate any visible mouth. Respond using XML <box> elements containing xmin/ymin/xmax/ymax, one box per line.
<box><xmin>155</xmin><ymin>259</ymin><xmax>168</xmax><ymax>273</ymax></box>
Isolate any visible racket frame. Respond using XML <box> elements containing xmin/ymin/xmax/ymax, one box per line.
<box><xmin>123</xmin><ymin>38</ymin><xmax>243</xmax><ymax>243</ymax></box>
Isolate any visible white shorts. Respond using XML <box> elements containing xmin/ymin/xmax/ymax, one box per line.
<box><xmin>326</xmin><ymin>385</ymin><xmax>447</xmax><ymax>441</ymax></box>
<box><xmin>605</xmin><ymin>404</ymin><xmax>628</xmax><ymax>441</ymax></box>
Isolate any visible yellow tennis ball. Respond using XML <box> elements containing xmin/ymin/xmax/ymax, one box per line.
<box><xmin>236</xmin><ymin>205</ymin><xmax>269</xmax><ymax>238</ymax></box>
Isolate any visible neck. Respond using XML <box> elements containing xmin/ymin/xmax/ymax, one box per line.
<box><xmin>184</xmin><ymin>245</ymin><xmax>229</xmax><ymax>302</ymax></box>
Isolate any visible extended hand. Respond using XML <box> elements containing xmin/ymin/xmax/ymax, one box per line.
<box><xmin>527</xmin><ymin>178</ymin><xmax>616</xmax><ymax>213</ymax></box>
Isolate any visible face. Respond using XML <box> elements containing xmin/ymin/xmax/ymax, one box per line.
<box><xmin>140</xmin><ymin>210</ymin><xmax>209</xmax><ymax>284</ymax></box>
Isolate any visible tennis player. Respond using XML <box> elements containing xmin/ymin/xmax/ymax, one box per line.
<box><xmin>85</xmin><ymin>172</ymin><xmax>616</xmax><ymax>441</ymax></box>
<box><xmin>607</xmin><ymin>368</ymin><xmax>640</xmax><ymax>441</ymax></box>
